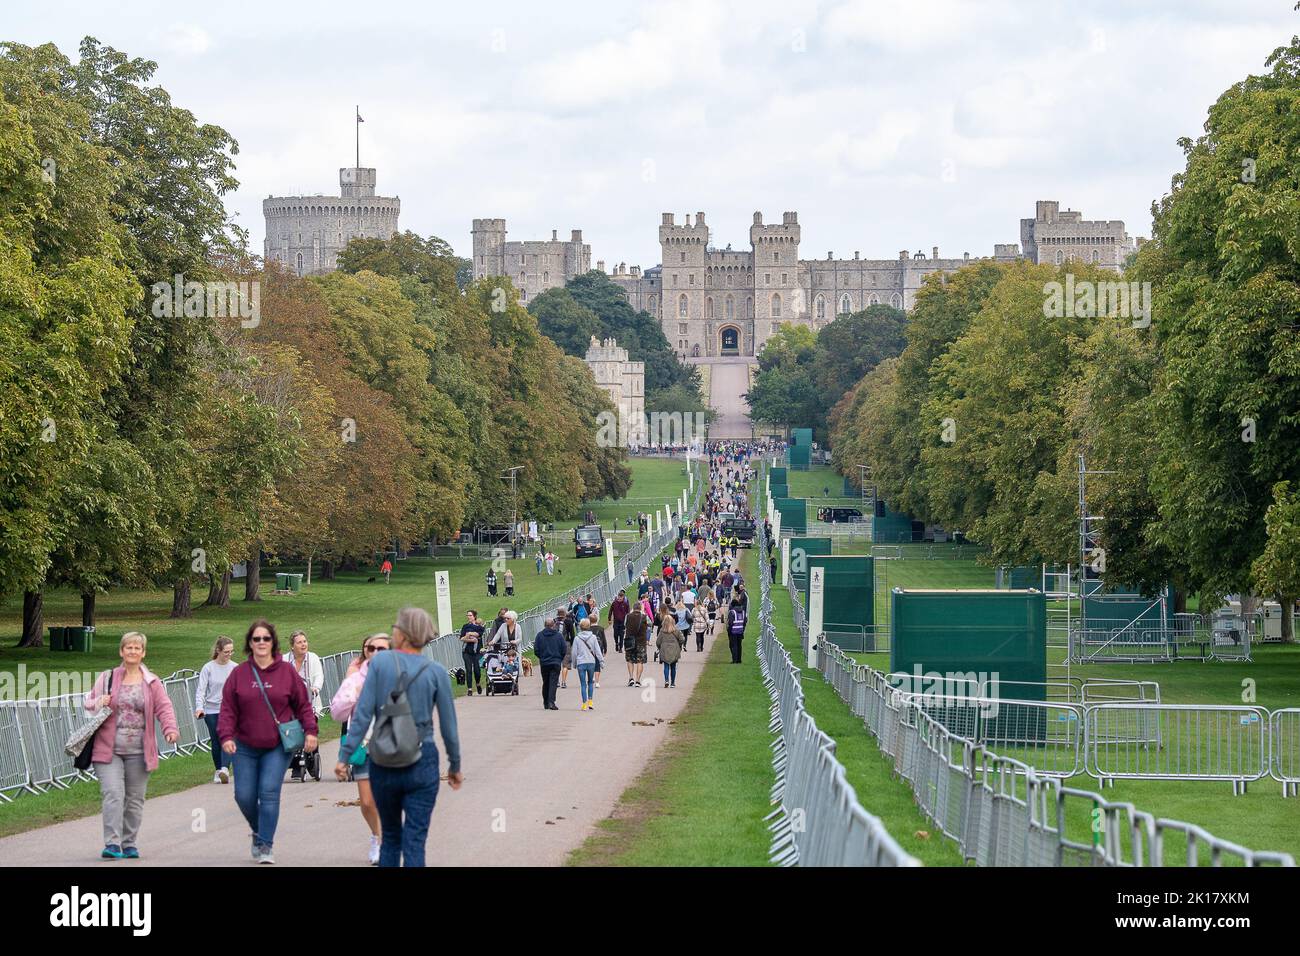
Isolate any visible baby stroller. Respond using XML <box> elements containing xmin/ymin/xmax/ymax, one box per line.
<box><xmin>288</xmin><ymin>746</ymin><xmax>321</xmax><ymax>782</ymax></box>
<box><xmin>482</xmin><ymin>649</ymin><xmax>520</xmax><ymax>696</ymax></box>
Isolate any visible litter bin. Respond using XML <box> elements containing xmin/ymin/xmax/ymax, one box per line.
<box><xmin>48</xmin><ymin>626</ymin><xmax>69</xmax><ymax>652</ymax></box>
<box><xmin>275</xmin><ymin>572</ymin><xmax>289</xmax><ymax>591</ymax></box>
<box><xmin>67</xmin><ymin>626</ymin><xmax>95</xmax><ymax>653</ymax></box>
<box><xmin>288</xmin><ymin>574</ymin><xmax>303</xmax><ymax>593</ymax></box>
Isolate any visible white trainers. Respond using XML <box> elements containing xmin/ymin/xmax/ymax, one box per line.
<box><xmin>217</xmin><ymin>767</ymin><xmax>229</xmax><ymax>784</ymax></box>
<box><xmin>368</xmin><ymin>835</ymin><xmax>380</xmax><ymax>865</ymax></box>
<box><xmin>214</xmin><ymin>771</ymin><xmax>223</xmax><ymax>784</ymax></box>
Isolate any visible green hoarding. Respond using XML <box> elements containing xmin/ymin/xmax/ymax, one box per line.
<box><xmin>803</xmin><ymin>554</ymin><xmax>875</xmax><ymax>652</ymax></box>
<box><xmin>787</xmin><ymin>536</ymin><xmax>832</xmax><ymax>592</ymax></box>
<box><xmin>769</xmin><ymin>466</ymin><xmax>787</xmax><ymax>484</ymax></box>
<box><xmin>890</xmin><ymin>589</ymin><xmax>1047</xmax><ymax>700</ymax></box>
<box><xmin>774</xmin><ymin>497</ymin><xmax>806</xmax><ymax>534</ymax></box>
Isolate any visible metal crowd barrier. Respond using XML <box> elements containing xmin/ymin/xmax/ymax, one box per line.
<box><xmin>757</xmin><ymin>524</ymin><xmax>919</xmax><ymax>867</ymax></box>
<box><xmin>760</xmin><ymin>516</ymin><xmax>1296</xmax><ymax>864</ymax></box>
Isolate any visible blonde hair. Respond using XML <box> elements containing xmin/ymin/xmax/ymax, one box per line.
<box><xmin>211</xmin><ymin>635</ymin><xmax>234</xmax><ymax>660</ymax></box>
<box><xmin>121</xmin><ymin>631</ymin><xmax>147</xmax><ymax>651</ymax></box>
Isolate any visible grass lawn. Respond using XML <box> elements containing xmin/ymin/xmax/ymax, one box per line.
<box><xmin>558</xmin><ymin>457</ymin><xmax>698</xmax><ymax>531</ymax></box>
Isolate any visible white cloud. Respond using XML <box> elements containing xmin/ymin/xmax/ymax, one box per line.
<box><xmin>155</xmin><ymin>23</ymin><xmax>211</xmax><ymax>56</ymax></box>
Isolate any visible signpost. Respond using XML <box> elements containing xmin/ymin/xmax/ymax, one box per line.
<box><xmin>809</xmin><ymin>566</ymin><xmax>825</xmax><ymax>669</ymax></box>
<box><xmin>605</xmin><ymin>539</ymin><xmax>616</xmax><ymax>583</ymax></box>
<box><xmin>781</xmin><ymin>536</ymin><xmax>791</xmax><ymax>587</ymax></box>
<box><xmin>435</xmin><ymin>570</ymin><xmax>452</xmax><ymax>639</ymax></box>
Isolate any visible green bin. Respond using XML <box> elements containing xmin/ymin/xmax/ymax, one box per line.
<box><xmin>67</xmin><ymin>626</ymin><xmax>94</xmax><ymax>653</ymax></box>
<box><xmin>48</xmin><ymin>626</ymin><xmax>69</xmax><ymax>652</ymax></box>
<box><xmin>275</xmin><ymin>572</ymin><xmax>289</xmax><ymax>591</ymax></box>
<box><xmin>288</xmin><ymin>574</ymin><xmax>303</xmax><ymax>593</ymax></box>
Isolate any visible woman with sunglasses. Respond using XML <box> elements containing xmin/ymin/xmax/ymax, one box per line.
<box><xmin>217</xmin><ymin>620</ymin><xmax>319</xmax><ymax>864</ymax></box>
<box><xmin>330</xmin><ymin>632</ymin><xmax>391</xmax><ymax>864</ymax></box>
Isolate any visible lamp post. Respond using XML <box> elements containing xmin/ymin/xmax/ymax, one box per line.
<box><xmin>501</xmin><ymin>466</ymin><xmax>523</xmax><ymax>539</ymax></box>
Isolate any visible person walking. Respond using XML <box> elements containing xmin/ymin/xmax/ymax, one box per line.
<box><xmin>485</xmin><ymin>568</ymin><xmax>498</xmax><ymax>597</ymax></box>
<box><xmin>692</xmin><ymin>601</ymin><xmax>709</xmax><ymax>653</ymax></box>
<box><xmin>534</xmin><ymin>618</ymin><xmax>566</xmax><ymax>710</ymax></box>
<box><xmin>459</xmin><ymin>610</ymin><xmax>486</xmax><ymax>696</ymax></box>
<box><xmin>545</xmin><ymin>551</ymin><xmax>556</xmax><ymax>575</ymax></box>
<box><xmin>624</xmin><ymin>602</ymin><xmax>648</xmax><ymax>687</ymax></box>
<box><xmin>488</xmin><ymin>610</ymin><xmax>522</xmax><ymax>654</ymax></box>
<box><xmin>558</xmin><ymin>607</ymin><xmax>576</xmax><ymax>689</ymax></box>
<box><xmin>195</xmin><ymin>636</ymin><xmax>237</xmax><ymax>784</ymax></box>
<box><xmin>284</xmin><ymin>630</ymin><xmax>324</xmax><ymax>781</ymax></box>
<box><xmin>335</xmin><ymin>607</ymin><xmax>463</xmax><ymax>868</ymax></box>
<box><xmin>84</xmin><ymin>632</ymin><xmax>180</xmax><ymax>860</ymax></box>
<box><xmin>609</xmin><ymin>591</ymin><xmax>630</xmax><ymax>652</ymax></box>
<box><xmin>503</xmin><ymin>568</ymin><xmax>514</xmax><ymax>597</ymax></box>
<box><xmin>626</xmin><ymin>557</ymin><xmax>634</xmax><ymax>583</ymax></box>
<box><xmin>217</xmin><ymin>620</ymin><xmax>319</xmax><ymax>864</ymax></box>
<box><xmin>329</xmin><ymin>632</ymin><xmax>391</xmax><ymax>864</ymax></box>
<box><xmin>381</xmin><ymin>558</ymin><xmax>393</xmax><ymax>583</ymax></box>
<box><xmin>726</xmin><ymin>597</ymin><xmax>748</xmax><ymax>664</ymax></box>
<box><xmin>657</xmin><ymin>611</ymin><xmax>685</xmax><ymax>688</ymax></box>
<box><xmin>573</xmin><ymin>619</ymin><xmax>605</xmax><ymax>710</ymax></box>
<box><xmin>535</xmin><ymin>549</ymin><xmax>544</xmax><ymax>575</ymax></box>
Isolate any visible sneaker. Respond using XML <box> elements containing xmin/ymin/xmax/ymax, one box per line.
<box><xmin>627</xmin><ymin>679</ymin><xmax>635</xmax><ymax>687</ymax></box>
<box><xmin>368</xmin><ymin>835</ymin><xmax>380</xmax><ymax>865</ymax></box>
<box><xmin>122</xmin><ymin>847</ymin><xmax>139</xmax><ymax>859</ymax></box>
<box><xmin>218</xmin><ymin>767</ymin><xmax>229</xmax><ymax>784</ymax></box>
<box><xmin>561</xmin><ymin>682</ymin><xmax>567</xmax><ymax>689</ymax></box>
<box><xmin>101</xmin><ymin>844</ymin><xmax>123</xmax><ymax>860</ymax></box>
<box><xmin>251</xmin><ymin>836</ymin><xmax>261</xmax><ymax>862</ymax></box>
<box><xmin>588</xmin><ymin>700</ymin><xmax>595</xmax><ymax>710</ymax></box>
<box><xmin>259</xmin><ymin>848</ymin><xmax>275</xmax><ymax>865</ymax></box>
<box><xmin>595</xmin><ymin>681</ymin><xmax>601</xmax><ymax>689</ymax></box>
<box><xmin>671</xmin><ymin>682</ymin><xmax>677</xmax><ymax>688</ymax></box>
<box><xmin>213</xmin><ymin>771</ymin><xmax>223</xmax><ymax>784</ymax></box>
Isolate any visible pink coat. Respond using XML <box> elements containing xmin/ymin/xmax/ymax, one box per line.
<box><xmin>83</xmin><ymin>665</ymin><xmax>180</xmax><ymax>772</ymax></box>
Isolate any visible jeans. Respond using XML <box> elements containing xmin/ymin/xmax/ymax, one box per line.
<box><xmin>541</xmin><ymin>665</ymin><xmax>560</xmax><ymax>708</ymax></box>
<box><xmin>233</xmin><ymin>741</ymin><xmax>291</xmax><ymax>849</ymax></box>
<box><xmin>576</xmin><ymin>662</ymin><xmax>596</xmax><ymax>704</ymax></box>
<box><xmin>462</xmin><ymin>650</ymin><xmax>482</xmax><ymax>691</ymax></box>
<box><xmin>613</xmin><ymin>619</ymin><xmax>625</xmax><ymax>652</ymax></box>
<box><xmin>96</xmin><ymin>754</ymin><xmax>149</xmax><ymax>848</ymax></box>
<box><xmin>729</xmin><ymin>633</ymin><xmax>743</xmax><ymax>663</ymax></box>
<box><xmin>695</xmin><ymin>629</ymin><xmax>706</xmax><ymax>652</ymax></box>
<box><xmin>202</xmin><ymin>714</ymin><xmax>233</xmax><ymax>771</ymax></box>
<box><xmin>368</xmin><ymin>743</ymin><xmax>441</xmax><ymax>867</ymax></box>
<box><xmin>663</xmin><ymin>661</ymin><xmax>677</xmax><ymax>685</ymax></box>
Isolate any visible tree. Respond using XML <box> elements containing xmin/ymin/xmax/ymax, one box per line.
<box><xmin>1253</xmin><ymin>482</ymin><xmax>1300</xmax><ymax>642</ymax></box>
<box><xmin>812</xmin><ymin>304</ymin><xmax>907</xmax><ymax>414</ymax></box>
<box><xmin>527</xmin><ymin>288</ymin><xmax>602</xmax><ymax>355</ymax></box>
<box><xmin>745</xmin><ymin>324</ymin><xmax>820</xmax><ymax>432</ymax></box>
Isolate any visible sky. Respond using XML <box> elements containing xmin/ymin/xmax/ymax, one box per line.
<box><xmin>7</xmin><ymin>1</ymin><xmax>1299</xmax><ymax>267</ymax></box>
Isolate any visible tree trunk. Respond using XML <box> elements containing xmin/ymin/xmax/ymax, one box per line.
<box><xmin>18</xmin><ymin>591</ymin><xmax>43</xmax><ymax>648</ymax></box>
<box><xmin>81</xmin><ymin>592</ymin><xmax>96</xmax><ymax>629</ymax></box>
<box><xmin>214</xmin><ymin>570</ymin><xmax>231</xmax><ymax>609</ymax></box>
<box><xmin>245</xmin><ymin>543</ymin><xmax>262</xmax><ymax>602</ymax></box>
<box><xmin>171</xmin><ymin>578</ymin><xmax>192</xmax><ymax>619</ymax></box>
<box><xmin>321</xmin><ymin>558</ymin><xmax>335</xmax><ymax>581</ymax></box>
<box><xmin>305</xmin><ymin>554</ymin><xmax>313</xmax><ymax>587</ymax></box>
<box><xmin>342</xmin><ymin>554</ymin><xmax>358</xmax><ymax>573</ymax></box>
<box><xmin>206</xmin><ymin>572</ymin><xmax>221</xmax><ymax>606</ymax></box>
<box><xmin>1280</xmin><ymin>594</ymin><xmax>1295</xmax><ymax>644</ymax></box>
<box><xmin>1173</xmin><ymin>588</ymin><xmax>1187</xmax><ymax>615</ymax></box>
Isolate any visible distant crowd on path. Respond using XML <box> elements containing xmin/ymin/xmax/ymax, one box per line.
<box><xmin>75</xmin><ymin>441</ymin><xmax>766</xmax><ymax>870</ymax></box>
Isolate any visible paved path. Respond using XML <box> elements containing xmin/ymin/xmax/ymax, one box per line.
<box><xmin>0</xmin><ymin>625</ymin><xmax>719</xmax><ymax>867</ymax></box>
<box><xmin>707</xmin><ymin>360</ymin><xmax>755</xmax><ymax>439</ymax></box>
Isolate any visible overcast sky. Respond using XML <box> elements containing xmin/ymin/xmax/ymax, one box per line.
<box><xmin>9</xmin><ymin>1</ymin><xmax>1299</xmax><ymax>267</ymax></box>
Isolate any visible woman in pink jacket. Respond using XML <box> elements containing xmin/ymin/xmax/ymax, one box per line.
<box><xmin>330</xmin><ymin>632</ymin><xmax>390</xmax><ymax>864</ymax></box>
<box><xmin>83</xmin><ymin>631</ymin><xmax>180</xmax><ymax>860</ymax></box>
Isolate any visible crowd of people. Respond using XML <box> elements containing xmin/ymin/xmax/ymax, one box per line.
<box><xmin>77</xmin><ymin>440</ymin><xmax>769</xmax><ymax>869</ymax></box>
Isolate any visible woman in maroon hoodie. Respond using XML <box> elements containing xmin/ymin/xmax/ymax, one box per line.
<box><xmin>83</xmin><ymin>631</ymin><xmax>180</xmax><ymax>860</ymax></box>
<box><xmin>217</xmin><ymin>620</ymin><xmax>318</xmax><ymax>864</ymax></box>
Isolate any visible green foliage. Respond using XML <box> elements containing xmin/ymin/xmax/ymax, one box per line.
<box><xmin>746</xmin><ymin>324</ymin><xmax>820</xmax><ymax>432</ymax></box>
<box><xmin>1253</xmin><ymin>482</ymin><xmax>1300</xmax><ymax>602</ymax></box>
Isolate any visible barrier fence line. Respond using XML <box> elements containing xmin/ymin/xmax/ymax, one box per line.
<box><xmin>755</xmin><ymin>521</ymin><xmax>920</xmax><ymax>867</ymax></box>
<box><xmin>0</xmin><ymin>467</ymin><xmax>705</xmax><ymax>806</ymax></box>
<box><xmin>783</xmin><ymin>570</ymin><xmax>1296</xmax><ymax>866</ymax></box>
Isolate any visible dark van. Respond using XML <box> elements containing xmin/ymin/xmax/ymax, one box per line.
<box><xmin>574</xmin><ymin>525</ymin><xmax>604</xmax><ymax>558</ymax></box>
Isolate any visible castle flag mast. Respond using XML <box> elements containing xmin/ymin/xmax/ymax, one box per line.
<box><xmin>355</xmin><ymin>105</ymin><xmax>364</xmax><ymax>169</ymax></box>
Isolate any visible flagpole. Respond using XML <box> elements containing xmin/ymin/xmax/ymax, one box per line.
<box><xmin>355</xmin><ymin>105</ymin><xmax>360</xmax><ymax>169</ymax></box>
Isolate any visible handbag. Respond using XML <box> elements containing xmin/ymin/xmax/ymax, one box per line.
<box><xmin>66</xmin><ymin>669</ymin><xmax>114</xmax><ymax>769</ymax></box>
<box><xmin>250</xmin><ymin>664</ymin><xmax>306</xmax><ymax>753</ymax></box>
<box><xmin>348</xmin><ymin>719</ymin><xmax>373</xmax><ymax>767</ymax></box>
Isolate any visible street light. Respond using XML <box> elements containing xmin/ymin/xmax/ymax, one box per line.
<box><xmin>501</xmin><ymin>466</ymin><xmax>523</xmax><ymax>541</ymax></box>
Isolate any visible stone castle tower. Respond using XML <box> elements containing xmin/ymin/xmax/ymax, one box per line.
<box><xmin>471</xmin><ymin>219</ymin><xmax>590</xmax><ymax>304</ymax></box>
<box><xmin>264</xmin><ymin>167</ymin><xmax>400</xmax><ymax>276</ymax></box>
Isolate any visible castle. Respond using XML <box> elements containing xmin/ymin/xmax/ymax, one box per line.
<box><xmin>263</xmin><ymin>167</ymin><xmax>400</xmax><ymax>276</ymax></box>
<box><xmin>583</xmin><ymin>336</ymin><xmax>645</xmax><ymax>445</ymax></box>
<box><xmin>472</xmin><ymin>202</ymin><xmax>1135</xmax><ymax>359</ymax></box>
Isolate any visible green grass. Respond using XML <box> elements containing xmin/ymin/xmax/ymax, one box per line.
<box><xmin>559</xmin><ymin>457</ymin><xmax>698</xmax><ymax>531</ymax></box>
<box><xmin>567</xmin><ymin>518</ymin><xmax>778</xmax><ymax>866</ymax></box>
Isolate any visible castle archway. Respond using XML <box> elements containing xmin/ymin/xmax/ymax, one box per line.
<box><xmin>719</xmin><ymin>325</ymin><xmax>740</xmax><ymax>356</ymax></box>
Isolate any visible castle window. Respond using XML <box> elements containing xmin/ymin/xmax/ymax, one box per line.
<box><xmin>689</xmin><ymin>275</ymin><xmax>695</xmax><ymax>285</ymax></box>
<box><xmin>680</xmin><ymin>252</ymin><xmax>686</xmax><ymax>263</ymax></box>
<box><xmin>544</xmin><ymin>272</ymin><xmax>549</xmax><ymax>284</ymax></box>
<box><xmin>764</xmin><ymin>273</ymin><xmax>771</xmax><ymax>285</ymax></box>
<box><xmin>839</xmin><ymin>294</ymin><xmax>852</xmax><ymax>315</ymax></box>
<box><xmin>815</xmin><ymin>295</ymin><xmax>825</xmax><ymax>320</ymax></box>
<box><xmin>706</xmin><ymin>297</ymin><xmax>714</xmax><ymax>319</ymax></box>
<box><xmin>678</xmin><ymin>294</ymin><xmax>688</xmax><ymax>318</ymax></box>
<box><xmin>296</xmin><ymin>253</ymin><xmax>303</xmax><ymax>276</ymax></box>
<box><xmin>1055</xmin><ymin>251</ymin><xmax>1064</xmax><ymax>264</ymax></box>
<box><xmin>679</xmin><ymin>323</ymin><xmax>689</xmax><ymax>334</ymax></box>
<box><xmin>705</xmin><ymin>274</ymin><xmax>712</xmax><ymax>287</ymax></box>
<box><xmin>773</xmin><ymin>252</ymin><xmax>779</xmax><ymax>263</ymax></box>
<box><xmin>771</xmin><ymin>293</ymin><xmax>782</xmax><ymax>318</ymax></box>
<box><xmin>747</xmin><ymin>297</ymin><xmax>753</xmax><ymax>318</ymax></box>
<box><xmin>782</xmin><ymin>273</ymin><xmax>787</xmax><ymax>284</ymax></box>
<box><xmin>890</xmin><ymin>293</ymin><xmax>902</xmax><ymax>308</ymax></box>
<box><xmin>726</xmin><ymin>295</ymin><xmax>734</xmax><ymax>320</ymax></box>
<box><xmin>1091</xmin><ymin>250</ymin><xmax>1100</xmax><ymax>263</ymax></box>
<box><xmin>726</xmin><ymin>274</ymin><xmax>733</xmax><ymax>287</ymax></box>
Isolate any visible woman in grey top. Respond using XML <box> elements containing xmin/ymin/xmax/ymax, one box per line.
<box><xmin>195</xmin><ymin>636</ymin><xmax>237</xmax><ymax>783</ymax></box>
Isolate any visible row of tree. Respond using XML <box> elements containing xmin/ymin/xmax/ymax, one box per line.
<box><xmin>1</xmin><ymin>38</ymin><xmax>630</xmax><ymax>644</ymax></box>
<box><xmin>829</xmin><ymin>38</ymin><xmax>1300</xmax><ymax>634</ymax></box>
